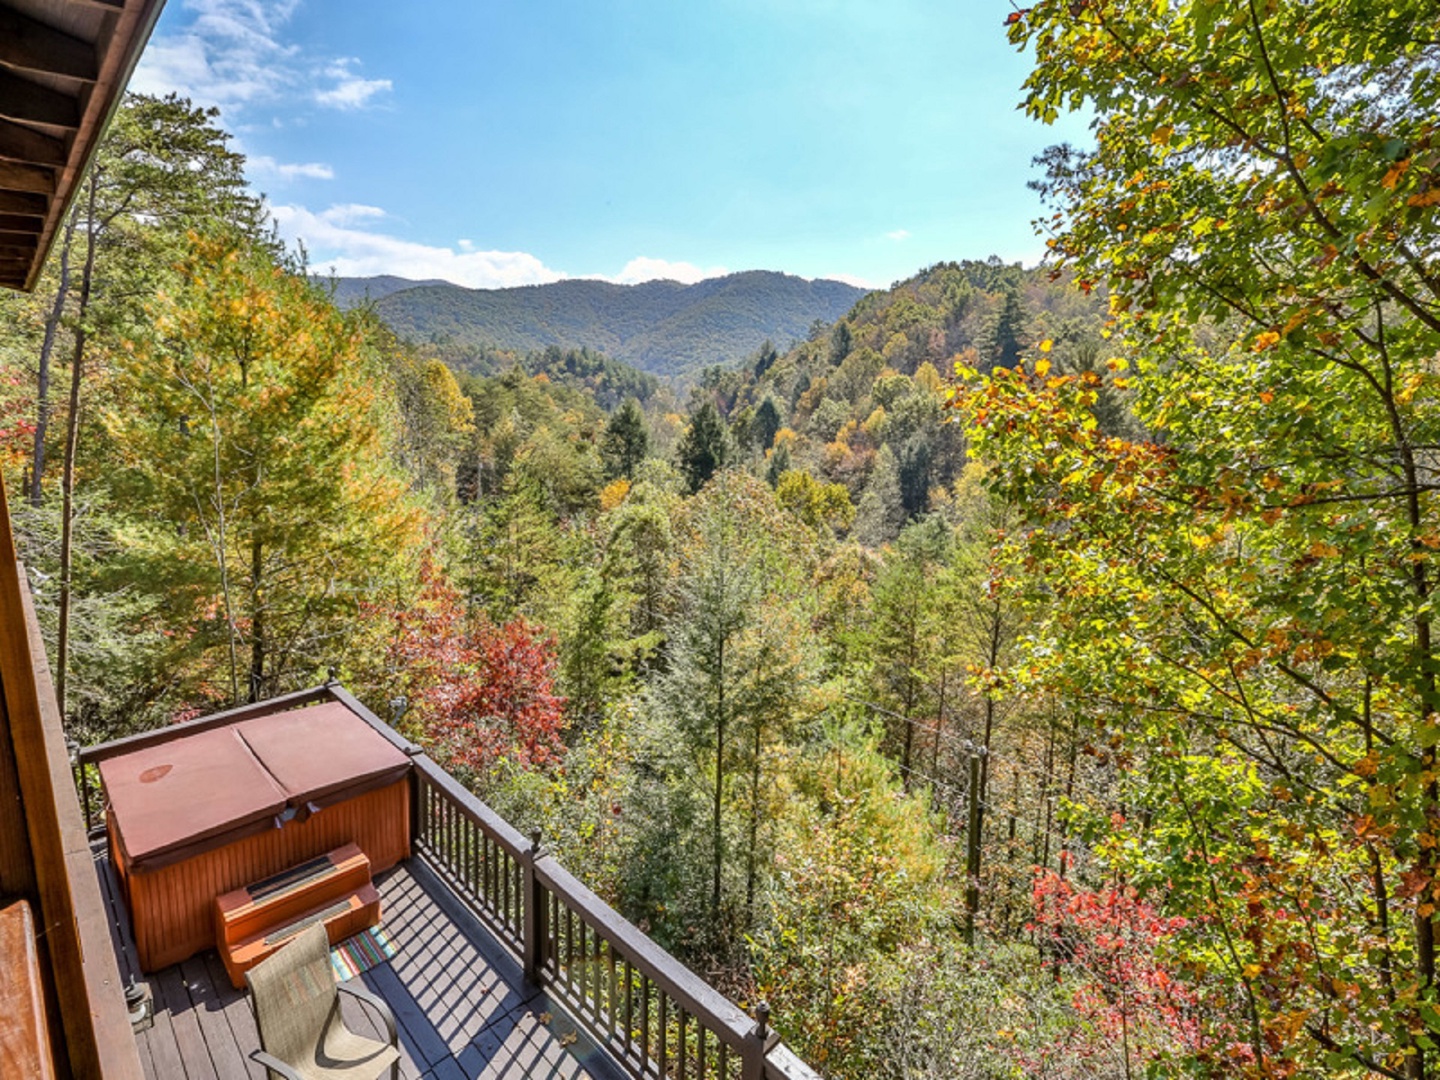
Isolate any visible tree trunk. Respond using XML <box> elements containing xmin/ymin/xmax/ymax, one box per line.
<box><xmin>30</xmin><ymin>206</ymin><xmax>79</xmax><ymax>506</ymax></box>
<box><xmin>56</xmin><ymin>176</ymin><xmax>99</xmax><ymax>718</ymax></box>
<box><xmin>248</xmin><ymin>537</ymin><xmax>265</xmax><ymax>702</ymax></box>
<box><xmin>711</xmin><ymin>632</ymin><xmax>725</xmax><ymax>939</ymax></box>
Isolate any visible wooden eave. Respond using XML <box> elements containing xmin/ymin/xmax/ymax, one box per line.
<box><xmin>0</xmin><ymin>0</ymin><xmax>166</xmax><ymax>292</ymax></box>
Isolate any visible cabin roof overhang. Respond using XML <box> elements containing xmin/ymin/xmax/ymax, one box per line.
<box><xmin>0</xmin><ymin>0</ymin><xmax>166</xmax><ymax>292</ymax></box>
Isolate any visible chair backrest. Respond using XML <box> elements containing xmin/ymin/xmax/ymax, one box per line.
<box><xmin>245</xmin><ymin>924</ymin><xmax>336</xmax><ymax>1067</ymax></box>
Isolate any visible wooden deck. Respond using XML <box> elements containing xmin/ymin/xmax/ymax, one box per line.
<box><xmin>94</xmin><ymin>844</ymin><xmax>625</xmax><ymax>1080</ymax></box>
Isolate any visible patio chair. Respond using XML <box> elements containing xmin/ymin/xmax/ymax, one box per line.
<box><xmin>245</xmin><ymin>923</ymin><xmax>401</xmax><ymax>1080</ymax></box>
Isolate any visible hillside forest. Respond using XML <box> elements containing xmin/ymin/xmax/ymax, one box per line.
<box><xmin>3</xmin><ymin>4</ymin><xmax>1440</xmax><ymax>1078</ymax></box>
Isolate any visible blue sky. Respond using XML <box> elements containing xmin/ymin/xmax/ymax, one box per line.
<box><xmin>131</xmin><ymin>1</ymin><xmax>1092</xmax><ymax>290</ymax></box>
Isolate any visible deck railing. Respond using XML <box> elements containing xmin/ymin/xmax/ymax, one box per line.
<box><xmin>411</xmin><ymin>751</ymin><xmax>820</xmax><ymax>1080</ymax></box>
<box><xmin>75</xmin><ymin>682</ymin><xmax>822</xmax><ymax>1080</ymax></box>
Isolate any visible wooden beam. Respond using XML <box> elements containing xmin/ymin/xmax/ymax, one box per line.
<box><xmin>0</xmin><ymin>118</ymin><xmax>66</xmax><ymax>168</ymax></box>
<box><xmin>0</xmin><ymin>191</ymin><xmax>46</xmax><ymax>216</ymax></box>
<box><xmin>0</xmin><ymin>69</ymin><xmax>80</xmax><ymax>130</ymax></box>
<box><xmin>0</xmin><ymin>213</ymin><xmax>44</xmax><ymax>231</ymax></box>
<box><xmin>0</xmin><ymin>161</ymin><xmax>54</xmax><ymax>195</ymax></box>
<box><xmin>0</xmin><ymin>231</ymin><xmax>42</xmax><ymax>246</ymax></box>
<box><xmin>0</xmin><ymin>9</ymin><xmax>99</xmax><ymax>83</ymax></box>
<box><xmin>0</xmin><ymin>246</ymin><xmax>40</xmax><ymax>260</ymax></box>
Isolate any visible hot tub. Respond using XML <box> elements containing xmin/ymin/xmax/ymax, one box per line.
<box><xmin>100</xmin><ymin>700</ymin><xmax>412</xmax><ymax>972</ymax></box>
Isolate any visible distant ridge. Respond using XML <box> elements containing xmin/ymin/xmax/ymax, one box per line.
<box><xmin>319</xmin><ymin>274</ymin><xmax>449</xmax><ymax>308</ymax></box>
<box><xmin>336</xmin><ymin>271</ymin><xmax>870</xmax><ymax>376</ymax></box>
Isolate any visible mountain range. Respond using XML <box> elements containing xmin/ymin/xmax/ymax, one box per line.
<box><xmin>326</xmin><ymin>271</ymin><xmax>869</xmax><ymax>376</ymax></box>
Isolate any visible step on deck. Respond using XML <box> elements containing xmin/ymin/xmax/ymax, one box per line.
<box><xmin>216</xmin><ymin>842</ymin><xmax>381</xmax><ymax>988</ymax></box>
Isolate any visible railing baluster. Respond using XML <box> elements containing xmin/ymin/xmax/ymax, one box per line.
<box><xmin>624</xmin><ymin>959</ymin><xmax>634</xmax><ymax>1056</ymax></box>
<box><xmin>641</xmin><ymin>975</ymin><xmax>652</xmax><ymax>1075</ymax></box>
<box><xmin>608</xmin><ymin>936</ymin><xmax>618</xmax><ymax>1040</ymax></box>
<box><xmin>679</xmin><ymin>1008</ymin><xmax>689</xmax><ymax>1080</ymax></box>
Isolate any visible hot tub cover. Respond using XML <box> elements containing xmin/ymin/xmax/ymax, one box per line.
<box><xmin>100</xmin><ymin>699</ymin><xmax>411</xmax><ymax>870</ymax></box>
<box><xmin>99</xmin><ymin>727</ymin><xmax>288</xmax><ymax>867</ymax></box>
<box><xmin>236</xmin><ymin>701</ymin><xmax>411</xmax><ymax>809</ymax></box>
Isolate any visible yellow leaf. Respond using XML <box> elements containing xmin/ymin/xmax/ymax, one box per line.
<box><xmin>1255</xmin><ymin>330</ymin><xmax>1281</xmax><ymax>350</ymax></box>
<box><xmin>1408</xmin><ymin>189</ymin><xmax>1440</xmax><ymax>208</ymax></box>
<box><xmin>1039</xmin><ymin>338</ymin><xmax>1053</xmax><ymax>353</ymax></box>
<box><xmin>1033</xmin><ymin>357</ymin><xmax>1051</xmax><ymax>377</ymax></box>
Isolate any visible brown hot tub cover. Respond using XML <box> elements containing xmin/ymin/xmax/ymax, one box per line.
<box><xmin>236</xmin><ymin>701</ymin><xmax>411</xmax><ymax>810</ymax></box>
<box><xmin>100</xmin><ymin>700</ymin><xmax>411</xmax><ymax>872</ymax></box>
<box><xmin>98</xmin><ymin>727</ymin><xmax>288</xmax><ymax>868</ymax></box>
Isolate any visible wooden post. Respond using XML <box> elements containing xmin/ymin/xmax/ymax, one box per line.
<box><xmin>742</xmin><ymin>1001</ymin><xmax>770</xmax><ymax>1080</ymax></box>
<box><xmin>522</xmin><ymin>827</ymin><xmax>545</xmax><ymax>986</ymax></box>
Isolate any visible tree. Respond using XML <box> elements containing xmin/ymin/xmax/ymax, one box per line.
<box><xmin>107</xmin><ymin>231</ymin><xmax>423</xmax><ymax>704</ymax></box>
<box><xmin>601</xmin><ymin>397</ymin><xmax>650</xmax><ymax>481</ymax></box>
<box><xmin>676</xmin><ymin>401</ymin><xmax>730</xmax><ymax>494</ymax></box>
<box><xmin>392</xmin><ymin>349</ymin><xmax>475</xmax><ymax>494</ymax></box>
<box><xmin>36</xmin><ymin>95</ymin><xmax>261</xmax><ymax>715</ymax></box>
<box><xmin>986</xmin><ymin>287</ymin><xmax>1027</xmax><ymax>370</ymax></box>
<box><xmin>752</xmin><ymin>396</ymin><xmax>783</xmax><ymax>451</ymax></box>
<box><xmin>642</xmin><ymin>472</ymin><xmax>811</xmax><ymax>955</ymax></box>
<box><xmin>959</xmin><ymin>3</ymin><xmax>1440</xmax><ymax>1075</ymax></box>
<box><xmin>854</xmin><ymin>445</ymin><xmax>905</xmax><ymax>548</ymax></box>
<box><xmin>387</xmin><ymin>556</ymin><xmax>565</xmax><ymax>781</ymax></box>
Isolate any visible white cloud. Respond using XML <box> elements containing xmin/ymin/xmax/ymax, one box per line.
<box><xmin>885</xmin><ymin>229</ymin><xmax>911</xmax><ymax>241</ymax></box>
<box><xmin>318</xmin><ymin>203</ymin><xmax>387</xmax><ymax>225</ymax></box>
<box><xmin>271</xmin><ymin>204</ymin><xmax>564</xmax><ymax>289</ymax></box>
<box><xmin>247</xmin><ymin>155</ymin><xmax>334</xmax><ymax>181</ymax></box>
<box><xmin>609</xmin><ymin>257</ymin><xmax>729</xmax><ymax>285</ymax></box>
<box><xmin>131</xmin><ymin>1</ymin><xmax>391</xmax><ymax>117</ymax></box>
<box><xmin>315</xmin><ymin>59</ymin><xmax>393</xmax><ymax>110</ymax></box>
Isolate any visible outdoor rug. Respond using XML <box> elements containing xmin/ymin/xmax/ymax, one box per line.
<box><xmin>330</xmin><ymin>926</ymin><xmax>397</xmax><ymax>981</ymax></box>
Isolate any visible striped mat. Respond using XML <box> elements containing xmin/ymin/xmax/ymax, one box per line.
<box><xmin>330</xmin><ymin>927</ymin><xmax>396</xmax><ymax>982</ymax></box>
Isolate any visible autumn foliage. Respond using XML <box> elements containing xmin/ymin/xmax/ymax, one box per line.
<box><xmin>1028</xmin><ymin>872</ymin><xmax>1230</xmax><ymax>1076</ymax></box>
<box><xmin>387</xmin><ymin>558</ymin><xmax>565</xmax><ymax>774</ymax></box>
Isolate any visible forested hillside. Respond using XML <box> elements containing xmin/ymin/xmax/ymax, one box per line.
<box><xmin>321</xmin><ymin>273</ymin><xmax>448</xmax><ymax>308</ymax></box>
<box><xmin>364</xmin><ymin>271</ymin><xmax>867</xmax><ymax>376</ymax></box>
<box><xmin>6</xmin><ymin>2</ymin><xmax>1440</xmax><ymax>1073</ymax></box>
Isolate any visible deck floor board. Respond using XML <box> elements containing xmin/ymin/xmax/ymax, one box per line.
<box><xmin>93</xmin><ymin>848</ymin><xmax>623</xmax><ymax>1080</ymax></box>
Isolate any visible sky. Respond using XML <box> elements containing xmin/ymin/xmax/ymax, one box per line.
<box><xmin>130</xmin><ymin>0</ymin><xmax>1093</xmax><ymax>291</ymax></box>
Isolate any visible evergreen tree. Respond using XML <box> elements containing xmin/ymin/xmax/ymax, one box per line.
<box><xmin>854</xmin><ymin>445</ymin><xmax>905</xmax><ymax>547</ymax></box>
<box><xmin>752</xmin><ymin>396</ymin><xmax>782</xmax><ymax>451</ymax></box>
<box><xmin>676</xmin><ymin>401</ymin><xmax>729</xmax><ymax>494</ymax></box>
<box><xmin>601</xmin><ymin>397</ymin><xmax>650</xmax><ymax>481</ymax></box>
<box><xmin>988</xmin><ymin>287</ymin><xmax>1028</xmax><ymax>370</ymax></box>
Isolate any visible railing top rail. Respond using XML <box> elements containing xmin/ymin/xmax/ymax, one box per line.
<box><xmin>535</xmin><ymin>854</ymin><xmax>756</xmax><ymax>1047</ymax></box>
<box><xmin>766</xmin><ymin>1044</ymin><xmax>825</xmax><ymax>1080</ymax></box>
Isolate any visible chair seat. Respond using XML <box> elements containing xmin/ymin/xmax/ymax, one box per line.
<box><xmin>299</xmin><ymin>1016</ymin><xmax>400</xmax><ymax>1080</ymax></box>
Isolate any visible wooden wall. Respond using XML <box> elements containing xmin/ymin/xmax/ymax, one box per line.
<box><xmin>0</xmin><ymin>479</ymin><xmax>143</xmax><ymax>1080</ymax></box>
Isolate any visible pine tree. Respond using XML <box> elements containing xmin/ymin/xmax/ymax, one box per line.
<box><xmin>601</xmin><ymin>397</ymin><xmax>650</xmax><ymax>481</ymax></box>
<box><xmin>676</xmin><ymin>401</ymin><xmax>730</xmax><ymax>494</ymax></box>
<box><xmin>988</xmin><ymin>287</ymin><xmax>1028</xmax><ymax>370</ymax></box>
<box><xmin>854</xmin><ymin>445</ymin><xmax>905</xmax><ymax>547</ymax></box>
<box><xmin>753</xmin><ymin>397</ymin><xmax>782</xmax><ymax>451</ymax></box>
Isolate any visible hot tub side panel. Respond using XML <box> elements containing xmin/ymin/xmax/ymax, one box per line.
<box><xmin>121</xmin><ymin>777</ymin><xmax>410</xmax><ymax>972</ymax></box>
